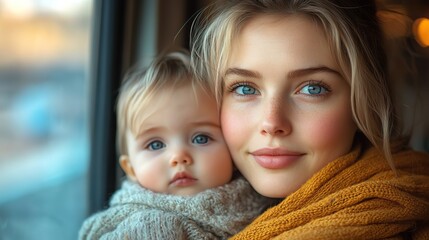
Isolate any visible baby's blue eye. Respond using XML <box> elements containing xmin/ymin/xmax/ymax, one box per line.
<box><xmin>300</xmin><ymin>83</ymin><xmax>329</xmax><ymax>95</ymax></box>
<box><xmin>192</xmin><ymin>134</ymin><xmax>210</xmax><ymax>145</ymax></box>
<box><xmin>147</xmin><ymin>140</ymin><xmax>165</xmax><ymax>150</ymax></box>
<box><xmin>234</xmin><ymin>85</ymin><xmax>259</xmax><ymax>95</ymax></box>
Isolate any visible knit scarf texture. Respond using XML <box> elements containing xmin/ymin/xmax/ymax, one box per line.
<box><xmin>231</xmin><ymin>145</ymin><xmax>429</xmax><ymax>240</ymax></box>
<box><xmin>79</xmin><ymin>177</ymin><xmax>274</xmax><ymax>240</ymax></box>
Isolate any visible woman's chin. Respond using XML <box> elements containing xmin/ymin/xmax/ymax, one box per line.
<box><xmin>250</xmin><ymin>179</ymin><xmax>293</xmax><ymax>198</ymax></box>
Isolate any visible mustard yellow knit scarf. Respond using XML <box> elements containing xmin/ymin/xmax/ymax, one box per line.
<box><xmin>231</xmin><ymin>145</ymin><xmax>429</xmax><ymax>240</ymax></box>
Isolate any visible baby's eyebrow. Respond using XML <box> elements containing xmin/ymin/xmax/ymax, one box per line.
<box><xmin>189</xmin><ymin>121</ymin><xmax>221</xmax><ymax>128</ymax></box>
<box><xmin>135</xmin><ymin>126</ymin><xmax>162</xmax><ymax>138</ymax></box>
<box><xmin>224</xmin><ymin>68</ymin><xmax>262</xmax><ymax>79</ymax></box>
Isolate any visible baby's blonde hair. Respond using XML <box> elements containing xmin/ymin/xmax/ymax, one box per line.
<box><xmin>191</xmin><ymin>0</ymin><xmax>408</xmax><ymax>170</ymax></box>
<box><xmin>116</xmin><ymin>50</ymin><xmax>208</xmax><ymax>155</ymax></box>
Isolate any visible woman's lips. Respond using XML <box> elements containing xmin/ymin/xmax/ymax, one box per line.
<box><xmin>250</xmin><ymin>148</ymin><xmax>304</xmax><ymax>169</ymax></box>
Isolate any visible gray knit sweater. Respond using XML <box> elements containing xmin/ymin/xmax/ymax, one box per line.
<box><xmin>79</xmin><ymin>177</ymin><xmax>274</xmax><ymax>240</ymax></box>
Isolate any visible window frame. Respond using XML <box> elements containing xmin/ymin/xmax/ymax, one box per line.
<box><xmin>88</xmin><ymin>0</ymin><xmax>212</xmax><ymax>214</ymax></box>
<box><xmin>89</xmin><ymin>0</ymin><xmax>132</xmax><ymax>213</ymax></box>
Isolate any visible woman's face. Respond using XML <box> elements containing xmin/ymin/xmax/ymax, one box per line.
<box><xmin>221</xmin><ymin>14</ymin><xmax>357</xmax><ymax>198</ymax></box>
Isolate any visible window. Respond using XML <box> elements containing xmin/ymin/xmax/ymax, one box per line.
<box><xmin>0</xmin><ymin>1</ymin><xmax>93</xmax><ymax>239</ymax></box>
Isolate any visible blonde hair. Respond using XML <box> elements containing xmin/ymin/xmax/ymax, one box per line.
<box><xmin>116</xmin><ymin>50</ymin><xmax>208</xmax><ymax>155</ymax></box>
<box><xmin>191</xmin><ymin>0</ymin><xmax>407</xmax><ymax>170</ymax></box>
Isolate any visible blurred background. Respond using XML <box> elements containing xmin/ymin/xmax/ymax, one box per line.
<box><xmin>0</xmin><ymin>0</ymin><xmax>91</xmax><ymax>239</ymax></box>
<box><xmin>0</xmin><ymin>0</ymin><xmax>427</xmax><ymax>239</ymax></box>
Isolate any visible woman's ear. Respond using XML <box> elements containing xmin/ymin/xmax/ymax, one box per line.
<box><xmin>119</xmin><ymin>155</ymin><xmax>137</xmax><ymax>181</ymax></box>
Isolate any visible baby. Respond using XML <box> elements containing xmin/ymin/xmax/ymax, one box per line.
<box><xmin>78</xmin><ymin>50</ymin><xmax>274</xmax><ymax>240</ymax></box>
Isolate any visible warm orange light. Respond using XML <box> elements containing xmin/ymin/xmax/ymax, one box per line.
<box><xmin>413</xmin><ymin>18</ymin><xmax>429</xmax><ymax>47</ymax></box>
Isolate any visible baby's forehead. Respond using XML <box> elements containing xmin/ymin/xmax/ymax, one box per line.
<box><xmin>127</xmin><ymin>82</ymin><xmax>218</xmax><ymax>135</ymax></box>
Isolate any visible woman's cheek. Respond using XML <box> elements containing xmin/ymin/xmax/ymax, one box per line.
<box><xmin>304</xmin><ymin>111</ymin><xmax>356</xmax><ymax>154</ymax></box>
<box><xmin>306</xmin><ymin>117</ymin><xmax>339</xmax><ymax>147</ymax></box>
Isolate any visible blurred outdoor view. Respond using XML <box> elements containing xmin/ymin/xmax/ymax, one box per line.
<box><xmin>0</xmin><ymin>0</ymin><xmax>92</xmax><ymax>239</ymax></box>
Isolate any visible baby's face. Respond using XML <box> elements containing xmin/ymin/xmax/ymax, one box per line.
<box><xmin>122</xmin><ymin>83</ymin><xmax>233</xmax><ymax>196</ymax></box>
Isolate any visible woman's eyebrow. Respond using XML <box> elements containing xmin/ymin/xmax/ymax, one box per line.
<box><xmin>287</xmin><ymin>66</ymin><xmax>341</xmax><ymax>79</ymax></box>
<box><xmin>224</xmin><ymin>68</ymin><xmax>262</xmax><ymax>78</ymax></box>
<box><xmin>225</xmin><ymin>66</ymin><xmax>341</xmax><ymax>79</ymax></box>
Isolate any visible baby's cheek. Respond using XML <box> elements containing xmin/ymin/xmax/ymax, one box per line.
<box><xmin>220</xmin><ymin>110</ymin><xmax>244</xmax><ymax>148</ymax></box>
<box><xmin>136</xmin><ymin>164</ymin><xmax>163</xmax><ymax>191</ymax></box>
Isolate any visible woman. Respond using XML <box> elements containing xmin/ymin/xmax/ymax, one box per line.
<box><xmin>191</xmin><ymin>0</ymin><xmax>429</xmax><ymax>239</ymax></box>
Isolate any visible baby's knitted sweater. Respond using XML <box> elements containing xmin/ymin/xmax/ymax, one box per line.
<box><xmin>79</xmin><ymin>177</ymin><xmax>273</xmax><ymax>240</ymax></box>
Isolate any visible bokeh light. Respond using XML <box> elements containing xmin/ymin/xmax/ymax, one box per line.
<box><xmin>413</xmin><ymin>18</ymin><xmax>429</xmax><ymax>47</ymax></box>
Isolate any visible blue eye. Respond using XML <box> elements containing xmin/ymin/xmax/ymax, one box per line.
<box><xmin>147</xmin><ymin>140</ymin><xmax>165</xmax><ymax>150</ymax></box>
<box><xmin>299</xmin><ymin>82</ymin><xmax>330</xmax><ymax>95</ymax></box>
<box><xmin>234</xmin><ymin>85</ymin><xmax>259</xmax><ymax>95</ymax></box>
<box><xmin>192</xmin><ymin>134</ymin><xmax>210</xmax><ymax>145</ymax></box>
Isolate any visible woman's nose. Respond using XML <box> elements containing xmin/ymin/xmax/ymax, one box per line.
<box><xmin>169</xmin><ymin>149</ymin><xmax>193</xmax><ymax>166</ymax></box>
<box><xmin>260</xmin><ymin>97</ymin><xmax>291</xmax><ymax>136</ymax></box>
